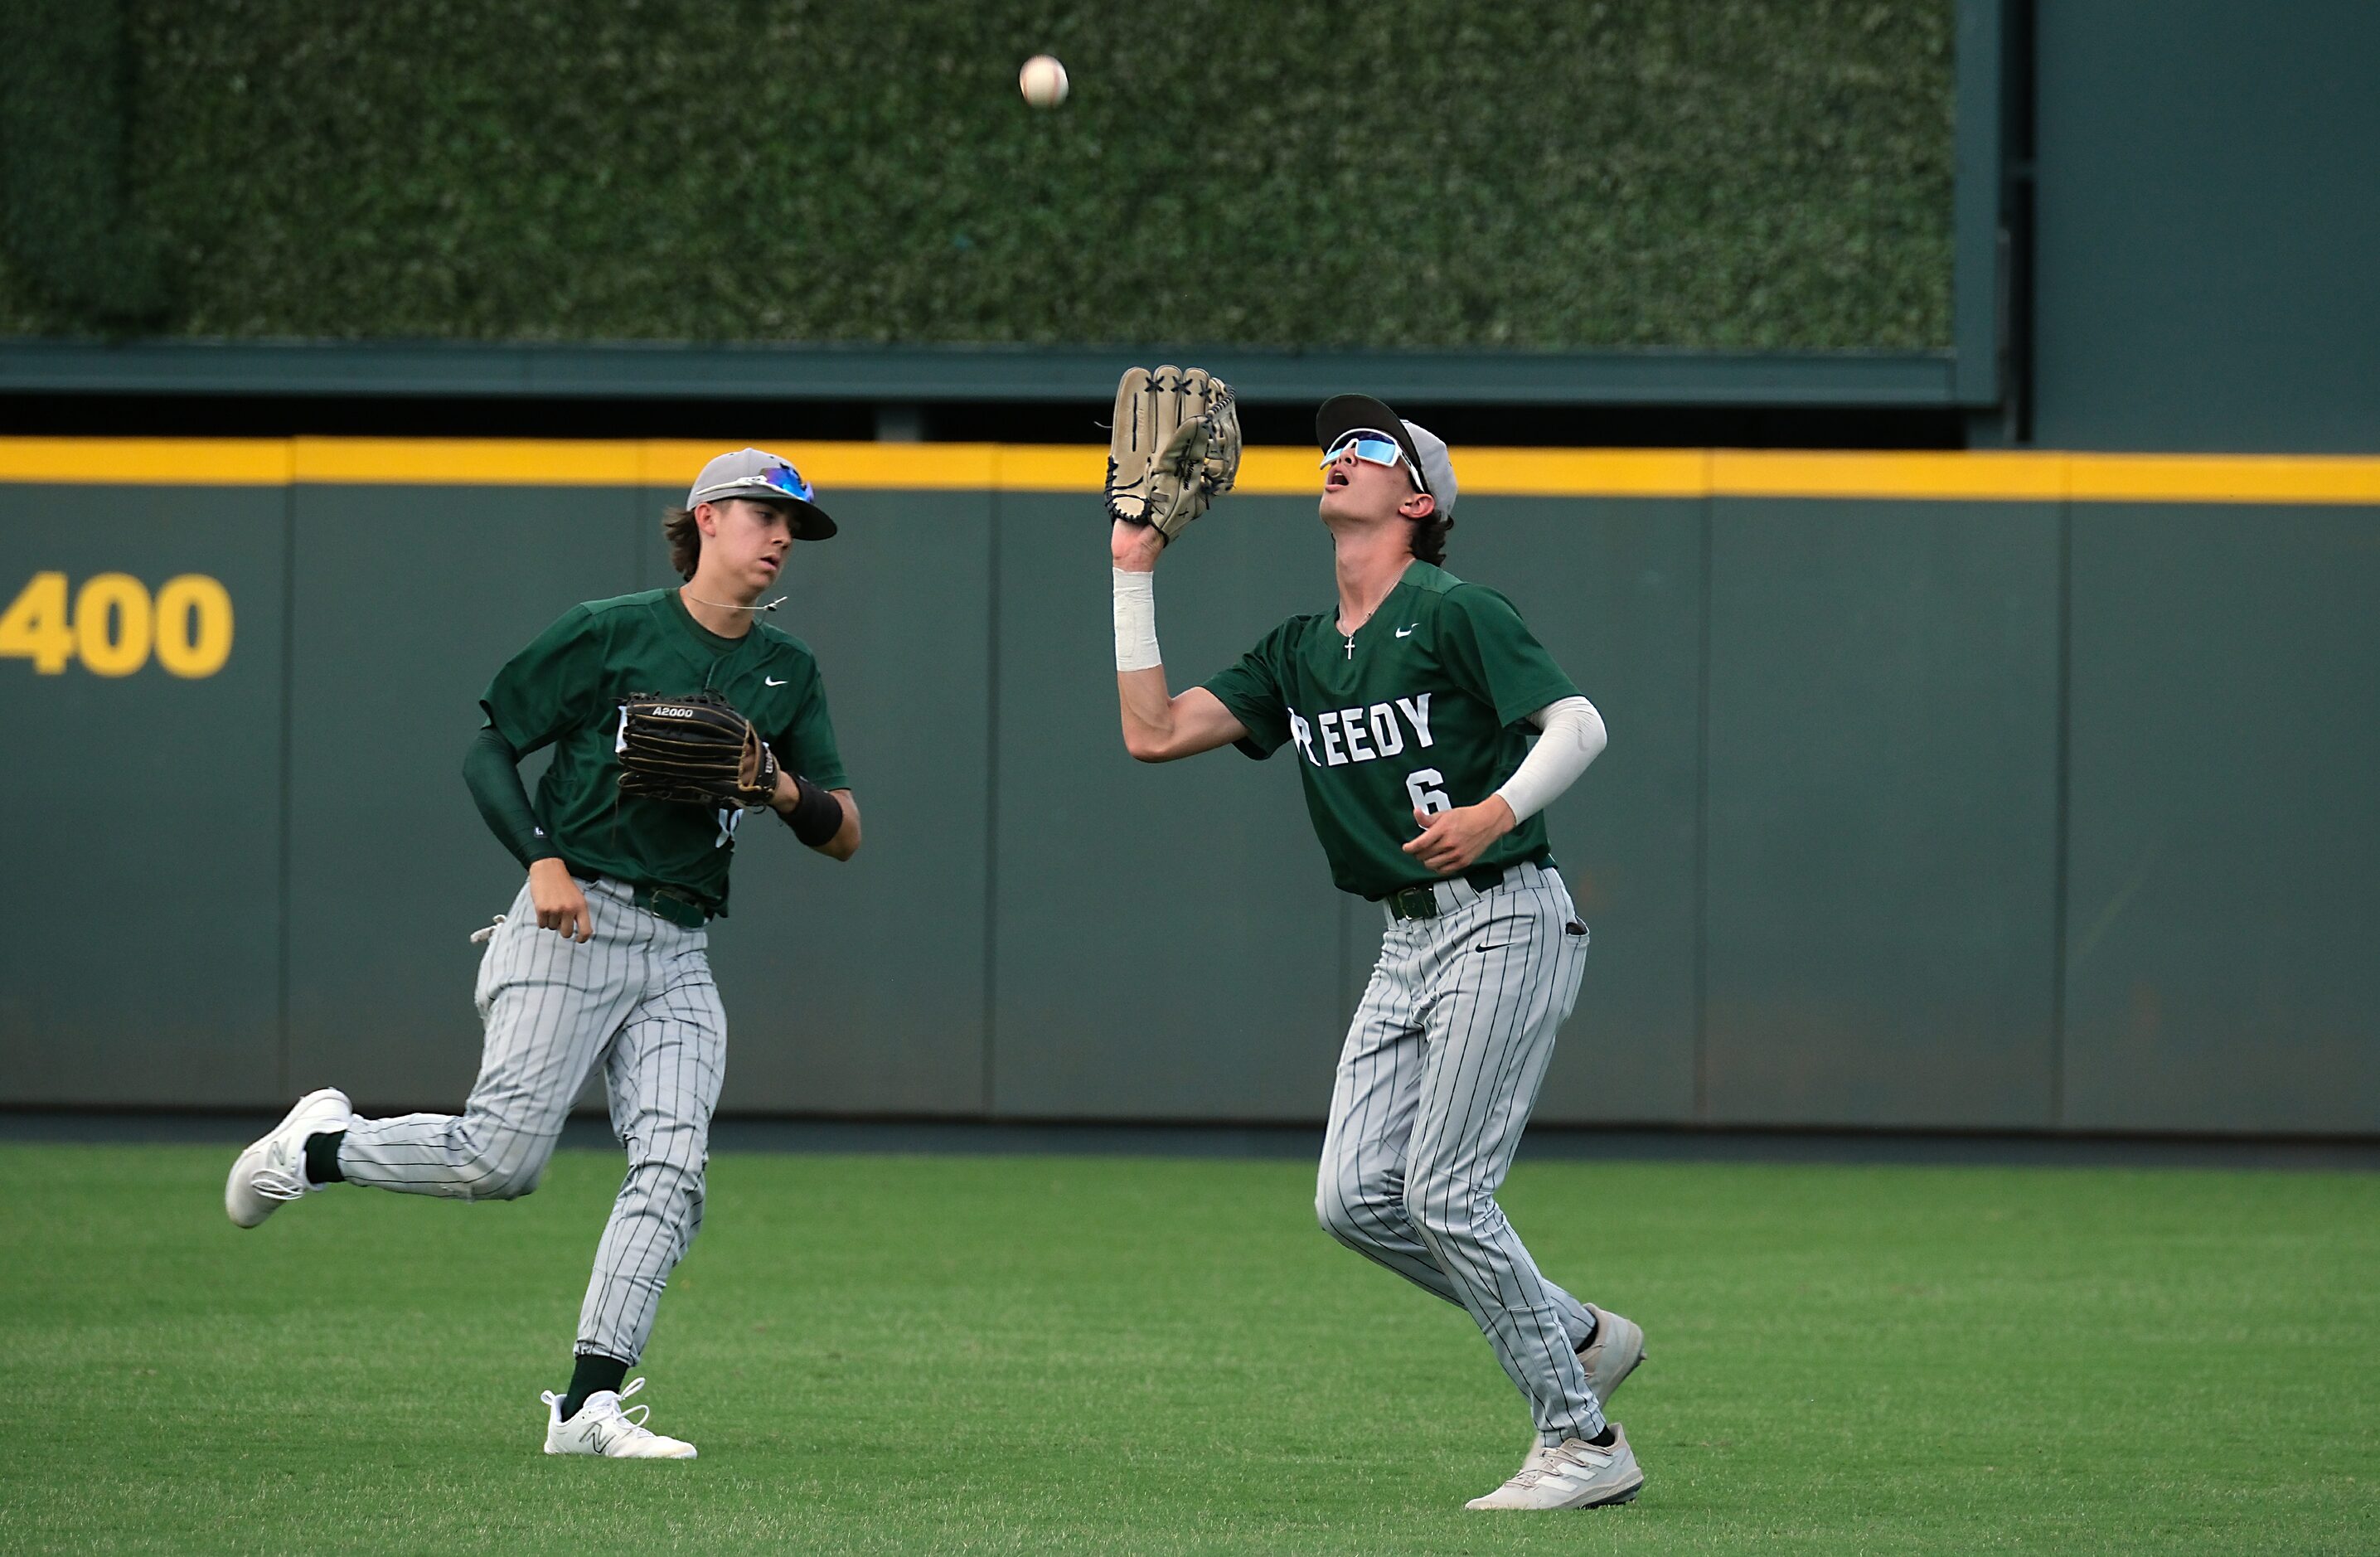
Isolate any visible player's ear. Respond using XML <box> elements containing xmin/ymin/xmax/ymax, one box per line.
<box><xmin>694</xmin><ymin>501</ymin><xmax>721</xmax><ymax>538</ymax></box>
<box><xmin>1400</xmin><ymin>491</ymin><xmax>1437</xmax><ymax>521</ymax></box>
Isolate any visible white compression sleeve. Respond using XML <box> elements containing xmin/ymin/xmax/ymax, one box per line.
<box><xmin>1493</xmin><ymin>696</ymin><xmax>1607</xmax><ymax>823</ymax></box>
<box><xmin>1112</xmin><ymin>567</ymin><xmax>1162</xmax><ymax>672</ymax></box>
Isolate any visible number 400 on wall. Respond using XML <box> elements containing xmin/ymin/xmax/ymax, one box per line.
<box><xmin>0</xmin><ymin>571</ymin><xmax>235</xmax><ymax>678</ymax></box>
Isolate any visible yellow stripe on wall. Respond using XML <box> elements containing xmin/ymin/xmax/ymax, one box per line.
<box><xmin>2063</xmin><ymin>454</ymin><xmax>2380</xmax><ymax>504</ymax></box>
<box><xmin>0</xmin><ymin>438</ymin><xmax>293</xmax><ymax>484</ymax></box>
<box><xmin>1711</xmin><ymin>450</ymin><xmax>2071</xmax><ymax>501</ymax></box>
<box><xmin>6</xmin><ymin>438</ymin><xmax>2380</xmax><ymax>504</ymax></box>
<box><xmin>290</xmin><ymin>438</ymin><xmax>643</xmax><ymax>485</ymax></box>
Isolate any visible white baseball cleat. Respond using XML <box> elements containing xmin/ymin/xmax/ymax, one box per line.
<box><xmin>224</xmin><ymin>1088</ymin><xmax>353</xmax><ymax>1228</ymax></box>
<box><xmin>541</xmin><ymin>1378</ymin><xmax>698</xmax><ymax>1459</ymax></box>
<box><xmin>1465</xmin><ymin>1425</ymin><xmax>1644</xmax><ymax>1511</ymax></box>
<box><xmin>1578</xmin><ymin>1303</ymin><xmax>1646</xmax><ymax>1409</ymax></box>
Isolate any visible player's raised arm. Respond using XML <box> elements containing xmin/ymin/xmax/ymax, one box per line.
<box><xmin>1104</xmin><ymin>364</ymin><xmax>1248</xmax><ymax>763</ymax></box>
<box><xmin>1111</xmin><ymin>519</ymin><xmax>1247</xmax><ymax>762</ymax></box>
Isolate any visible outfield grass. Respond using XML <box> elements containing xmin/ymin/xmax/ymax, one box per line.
<box><xmin>1</xmin><ymin>1145</ymin><xmax>2373</xmax><ymax>1555</ymax></box>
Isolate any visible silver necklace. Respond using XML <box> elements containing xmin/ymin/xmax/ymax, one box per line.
<box><xmin>687</xmin><ymin>594</ymin><xmax>787</xmax><ymax>613</ymax></box>
<box><xmin>1340</xmin><ymin>602</ymin><xmax>1383</xmax><ymax>660</ymax></box>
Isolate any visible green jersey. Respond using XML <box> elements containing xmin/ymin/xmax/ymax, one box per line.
<box><xmin>481</xmin><ymin>588</ymin><xmax>848</xmax><ymax>914</ymax></box>
<box><xmin>1203</xmin><ymin>560</ymin><xmax>1578</xmax><ymax>900</ymax></box>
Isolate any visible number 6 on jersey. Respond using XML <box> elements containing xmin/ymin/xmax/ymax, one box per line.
<box><xmin>1405</xmin><ymin>766</ymin><xmax>1452</xmax><ymax>816</ymax></box>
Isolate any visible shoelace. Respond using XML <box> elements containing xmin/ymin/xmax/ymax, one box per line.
<box><xmin>249</xmin><ymin>1164</ymin><xmax>312</xmax><ymax>1203</ymax></box>
<box><xmin>585</xmin><ymin>1377</ymin><xmax>659</xmax><ymax>1438</ymax></box>
<box><xmin>1508</xmin><ymin>1443</ymin><xmax>1604</xmax><ymax>1489</ymax></box>
<box><xmin>1496</xmin><ymin>1446</ymin><xmax>1555</xmax><ymax>1490</ymax></box>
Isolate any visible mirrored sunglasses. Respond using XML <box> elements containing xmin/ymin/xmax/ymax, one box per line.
<box><xmin>1321</xmin><ymin>429</ymin><xmax>1423</xmax><ymax>489</ymax></box>
<box><xmin>755</xmin><ymin>463</ymin><xmax>815</xmax><ymax>503</ymax></box>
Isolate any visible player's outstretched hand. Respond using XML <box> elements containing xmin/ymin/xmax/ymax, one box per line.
<box><xmin>526</xmin><ymin>856</ymin><xmax>594</xmax><ymax>943</ymax></box>
<box><xmin>1112</xmin><ymin>517</ymin><xmax>1166</xmax><ymax>572</ymax></box>
<box><xmin>1403</xmin><ymin>799</ymin><xmax>1517</xmax><ymax>876</ymax></box>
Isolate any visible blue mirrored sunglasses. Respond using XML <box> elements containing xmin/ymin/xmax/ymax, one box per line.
<box><xmin>756</xmin><ymin>463</ymin><xmax>815</xmax><ymax>503</ymax></box>
<box><xmin>1321</xmin><ymin>429</ymin><xmax>1424</xmax><ymax>489</ymax></box>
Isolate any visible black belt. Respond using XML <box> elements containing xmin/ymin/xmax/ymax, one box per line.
<box><xmin>570</xmin><ymin>866</ymin><xmax>712</xmax><ymax>929</ymax></box>
<box><xmin>1382</xmin><ymin>863</ymin><xmax>1520</xmax><ymax>922</ymax></box>
<box><xmin>629</xmin><ymin>883</ymin><xmax>710</xmax><ymax>930</ymax></box>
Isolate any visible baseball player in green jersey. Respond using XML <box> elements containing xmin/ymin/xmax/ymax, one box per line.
<box><xmin>1109</xmin><ymin>395</ymin><xmax>1645</xmax><ymax>1511</ymax></box>
<box><xmin>224</xmin><ymin>448</ymin><xmax>860</xmax><ymax>1460</ymax></box>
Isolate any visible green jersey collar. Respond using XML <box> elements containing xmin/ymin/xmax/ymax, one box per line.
<box><xmin>662</xmin><ymin>585</ymin><xmax>750</xmax><ymax>657</ymax></box>
<box><xmin>1400</xmin><ymin>558</ymin><xmax>1459</xmax><ymax>591</ymax></box>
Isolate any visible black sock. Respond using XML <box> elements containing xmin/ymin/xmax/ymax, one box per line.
<box><xmin>1573</xmin><ymin>1313</ymin><xmax>1598</xmax><ymax>1353</ymax></box>
<box><xmin>1587</xmin><ymin>1424</ymin><xmax>1617</xmax><ymax>1448</ymax></box>
<box><xmin>303</xmin><ymin>1131</ymin><xmax>346</xmax><ymax>1186</ymax></box>
<box><xmin>560</xmin><ymin>1352</ymin><xmax>630</xmax><ymax>1421</ymax></box>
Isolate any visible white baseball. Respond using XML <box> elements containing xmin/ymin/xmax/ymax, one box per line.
<box><xmin>1019</xmin><ymin>54</ymin><xmax>1069</xmax><ymax>109</ymax></box>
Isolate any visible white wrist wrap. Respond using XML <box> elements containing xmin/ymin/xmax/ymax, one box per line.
<box><xmin>1494</xmin><ymin>696</ymin><xmax>1607</xmax><ymax>823</ymax></box>
<box><xmin>1112</xmin><ymin>567</ymin><xmax>1162</xmax><ymax>672</ymax></box>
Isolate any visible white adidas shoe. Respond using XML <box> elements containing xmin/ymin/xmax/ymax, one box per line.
<box><xmin>1578</xmin><ymin>1304</ymin><xmax>1646</xmax><ymax>1409</ymax></box>
<box><xmin>1466</xmin><ymin>1425</ymin><xmax>1644</xmax><ymax>1511</ymax></box>
<box><xmin>225</xmin><ymin>1088</ymin><xmax>352</xmax><ymax>1228</ymax></box>
<box><xmin>541</xmin><ymin>1378</ymin><xmax>698</xmax><ymax>1459</ymax></box>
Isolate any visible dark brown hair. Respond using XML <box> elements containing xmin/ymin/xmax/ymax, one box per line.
<box><xmin>662</xmin><ymin>507</ymin><xmax>700</xmax><ymax>580</ymax></box>
<box><xmin>1409</xmin><ymin>501</ymin><xmax>1452</xmax><ymax>567</ymax></box>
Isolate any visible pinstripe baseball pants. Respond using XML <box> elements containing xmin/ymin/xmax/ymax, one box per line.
<box><xmin>1316</xmin><ymin>861</ymin><xmax>1602</xmax><ymax>1446</ymax></box>
<box><xmin>337</xmin><ymin>875</ymin><xmax>726</xmax><ymax>1365</ymax></box>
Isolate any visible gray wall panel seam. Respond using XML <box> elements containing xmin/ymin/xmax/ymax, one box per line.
<box><xmin>276</xmin><ymin>485</ymin><xmax>296</xmax><ymax>1097</ymax></box>
<box><xmin>1692</xmin><ymin>495</ymin><xmax>1713</xmax><ymax>1123</ymax></box>
<box><xmin>2049</xmin><ymin>496</ymin><xmax>2072</xmax><ymax>1128</ymax></box>
<box><xmin>981</xmin><ymin>492</ymin><xmax>1001</xmax><ymax>1118</ymax></box>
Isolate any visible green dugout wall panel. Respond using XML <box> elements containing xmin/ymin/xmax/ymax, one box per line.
<box><xmin>691</xmin><ymin>487</ymin><xmax>991</xmax><ymax>1117</ymax></box>
<box><xmin>991</xmin><ymin>495</ymin><xmax>1350</xmax><ymax>1120</ymax></box>
<box><xmin>284</xmin><ymin>487</ymin><xmax>644</xmax><ymax>1106</ymax></box>
<box><xmin>0</xmin><ymin>487</ymin><xmax>287</xmax><ymax>1104</ymax></box>
<box><xmin>1435</xmin><ymin>500</ymin><xmax>1704</xmax><ymax>1124</ymax></box>
<box><xmin>2063</xmin><ymin>506</ymin><xmax>2380</xmax><ymax>1133</ymax></box>
<box><xmin>6</xmin><ymin>465</ymin><xmax>2378</xmax><ymax>1137</ymax></box>
<box><xmin>1703</xmin><ymin>500</ymin><xmax>2062</xmax><ymax>1128</ymax></box>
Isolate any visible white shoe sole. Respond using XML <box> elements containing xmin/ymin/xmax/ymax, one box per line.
<box><xmin>224</xmin><ymin>1088</ymin><xmax>351</xmax><ymax>1228</ymax></box>
<box><xmin>1582</xmin><ymin>1305</ymin><xmax>1646</xmax><ymax>1408</ymax></box>
<box><xmin>1467</xmin><ymin>1471</ymin><xmax>1644</xmax><ymax>1511</ymax></box>
<box><xmin>1564</xmin><ymin>1472</ymin><xmax>1644</xmax><ymax>1509</ymax></box>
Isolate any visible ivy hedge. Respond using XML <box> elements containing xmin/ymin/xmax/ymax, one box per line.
<box><xmin>0</xmin><ymin>0</ymin><xmax>1954</xmax><ymax>350</ymax></box>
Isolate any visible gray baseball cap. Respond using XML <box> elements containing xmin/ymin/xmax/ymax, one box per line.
<box><xmin>686</xmin><ymin>447</ymin><xmax>837</xmax><ymax>540</ymax></box>
<box><xmin>1316</xmin><ymin>394</ymin><xmax>1458</xmax><ymax>518</ymax></box>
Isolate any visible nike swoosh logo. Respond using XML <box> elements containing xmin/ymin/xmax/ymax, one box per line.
<box><xmin>1394</xmin><ymin>624</ymin><xmax>1418</xmax><ymax>638</ymax></box>
<box><xmin>764</xmin><ymin>677</ymin><xmax>787</xmax><ymax>686</ymax></box>
<box><xmin>1474</xmin><ymin>942</ymin><xmax>1512</xmax><ymax>953</ymax></box>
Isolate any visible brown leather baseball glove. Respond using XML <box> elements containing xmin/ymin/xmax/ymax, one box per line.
<box><xmin>614</xmin><ymin>691</ymin><xmax>778</xmax><ymax>809</ymax></box>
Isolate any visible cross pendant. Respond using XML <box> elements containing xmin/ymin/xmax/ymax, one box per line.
<box><xmin>1344</xmin><ymin>637</ymin><xmax>1355</xmax><ymax>660</ymax></box>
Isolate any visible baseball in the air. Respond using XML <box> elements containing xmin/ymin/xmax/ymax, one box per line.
<box><xmin>1020</xmin><ymin>54</ymin><xmax>1069</xmax><ymax>109</ymax></box>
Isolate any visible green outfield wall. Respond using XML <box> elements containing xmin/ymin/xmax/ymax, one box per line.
<box><xmin>2</xmin><ymin>441</ymin><xmax>2374</xmax><ymax>1134</ymax></box>
<box><xmin>2030</xmin><ymin>0</ymin><xmax>2380</xmax><ymax>452</ymax></box>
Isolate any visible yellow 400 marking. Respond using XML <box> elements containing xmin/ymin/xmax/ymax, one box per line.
<box><xmin>0</xmin><ymin>572</ymin><xmax>235</xmax><ymax>678</ymax></box>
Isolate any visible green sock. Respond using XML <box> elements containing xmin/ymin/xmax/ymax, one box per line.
<box><xmin>303</xmin><ymin>1132</ymin><xmax>345</xmax><ymax>1186</ymax></box>
<box><xmin>560</xmin><ymin>1352</ymin><xmax>629</xmax><ymax>1421</ymax></box>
